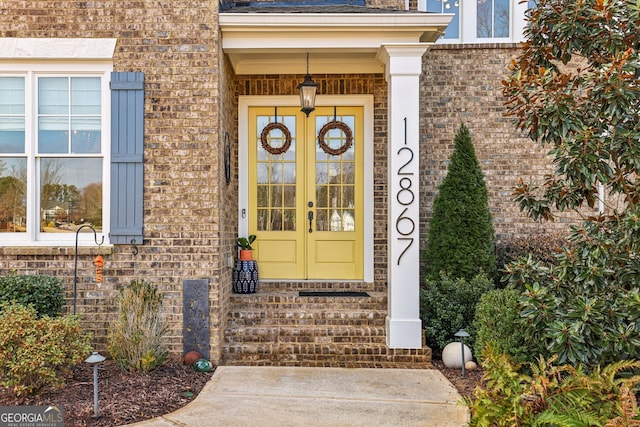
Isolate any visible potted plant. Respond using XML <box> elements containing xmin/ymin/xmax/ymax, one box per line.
<box><xmin>237</xmin><ymin>234</ymin><xmax>256</xmax><ymax>261</ymax></box>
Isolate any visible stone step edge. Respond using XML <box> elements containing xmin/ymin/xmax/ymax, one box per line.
<box><xmin>221</xmin><ymin>345</ymin><xmax>433</xmax><ymax>364</ymax></box>
<box><xmin>229</xmin><ymin>292</ymin><xmax>387</xmax><ymax>301</ymax></box>
<box><xmin>256</xmin><ymin>281</ymin><xmax>385</xmax><ymax>292</ymax></box>
<box><xmin>224</xmin><ymin>325</ymin><xmax>387</xmax><ymax>336</ymax></box>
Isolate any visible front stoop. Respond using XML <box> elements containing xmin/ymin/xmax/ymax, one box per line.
<box><xmin>222</xmin><ymin>281</ymin><xmax>432</xmax><ymax>368</ymax></box>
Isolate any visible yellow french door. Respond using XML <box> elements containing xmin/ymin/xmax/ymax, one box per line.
<box><xmin>248</xmin><ymin>105</ymin><xmax>363</xmax><ymax>280</ymax></box>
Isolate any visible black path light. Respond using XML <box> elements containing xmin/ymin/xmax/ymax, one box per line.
<box><xmin>298</xmin><ymin>52</ymin><xmax>318</xmax><ymax>117</ymax></box>
<box><xmin>454</xmin><ymin>329</ymin><xmax>470</xmax><ymax>378</ymax></box>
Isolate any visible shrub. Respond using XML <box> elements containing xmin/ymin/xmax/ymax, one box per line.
<box><xmin>504</xmin><ymin>211</ymin><xmax>640</xmax><ymax>369</ymax></box>
<box><xmin>420</xmin><ymin>273</ymin><xmax>494</xmax><ymax>353</ymax></box>
<box><xmin>425</xmin><ymin>123</ymin><xmax>496</xmax><ymax>281</ymax></box>
<box><xmin>0</xmin><ymin>273</ymin><xmax>64</xmax><ymax>317</ymax></box>
<box><xmin>468</xmin><ymin>347</ymin><xmax>640</xmax><ymax>426</ymax></box>
<box><xmin>107</xmin><ymin>279</ymin><xmax>168</xmax><ymax>372</ymax></box>
<box><xmin>473</xmin><ymin>288</ymin><xmax>542</xmax><ymax>365</ymax></box>
<box><xmin>495</xmin><ymin>232</ymin><xmax>566</xmax><ymax>280</ymax></box>
<box><xmin>0</xmin><ymin>303</ymin><xmax>92</xmax><ymax>396</ymax></box>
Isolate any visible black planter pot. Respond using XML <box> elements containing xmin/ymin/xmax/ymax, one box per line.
<box><xmin>232</xmin><ymin>260</ymin><xmax>259</xmax><ymax>294</ymax></box>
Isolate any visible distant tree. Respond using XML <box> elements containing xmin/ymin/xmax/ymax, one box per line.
<box><xmin>425</xmin><ymin>123</ymin><xmax>496</xmax><ymax>281</ymax></box>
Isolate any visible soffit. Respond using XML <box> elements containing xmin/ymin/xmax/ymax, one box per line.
<box><xmin>220</xmin><ymin>10</ymin><xmax>453</xmax><ymax>74</ymax></box>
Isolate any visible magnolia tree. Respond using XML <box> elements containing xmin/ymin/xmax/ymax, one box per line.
<box><xmin>502</xmin><ymin>0</ymin><xmax>640</xmax><ymax>367</ymax></box>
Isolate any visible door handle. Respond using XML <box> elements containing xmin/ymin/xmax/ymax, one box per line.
<box><xmin>308</xmin><ymin>210</ymin><xmax>314</xmax><ymax>233</ymax></box>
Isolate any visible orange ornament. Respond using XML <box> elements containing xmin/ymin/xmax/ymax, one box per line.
<box><xmin>93</xmin><ymin>255</ymin><xmax>104</xmax><ymax>283</ymax></box>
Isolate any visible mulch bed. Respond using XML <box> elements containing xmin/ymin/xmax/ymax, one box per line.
<box><xmin>0</xmin><ymin>359</ymin><xmax>481</xmax><ymax>426</ymax></box>
<box><xmin>0</xmin><ymin>360</ymin><xmax>214</xmax><ymax>427</ymax></box>
<box><xmin>432</xmin><ymin>359</ymin><xmax>484</xmax><ymax>401</ymax></box>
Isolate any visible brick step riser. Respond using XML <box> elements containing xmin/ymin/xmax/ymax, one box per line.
<box><xmin>221</xmin><ymin>344</ymin><xmax>432</xmax><ymax>367</ymax></box>
<box><xmin>226</xmin><ymin>313</ymin><xmax>387</xmax><ymax>325</ymax></box>
<box><xmin>225</xmin><ymin>336</ymin><xmax>388</xmax><ymax>345</ymax></box>
<box><xmin>225</xmin><ymin>326</ymin><xmax>388</xmax><ymax>341</ymax></box>
<box><xmin>255</xmin><ymin>282</ymin><xmax>385</xmax><ymax>292</ymax></box>
<box><xmin>229</xmin><ymin>296</ymin><xmax>387</xmax><ymax>305</ymax></box>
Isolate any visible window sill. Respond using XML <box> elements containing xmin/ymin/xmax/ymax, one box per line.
<box><xmin>0</xmin><ymin>245</ymin><xmax>114</xmax><ymax>256</ymax></box>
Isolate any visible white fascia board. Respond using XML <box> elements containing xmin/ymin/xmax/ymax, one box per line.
<box><xmin>220</xmin><ymin>12</ymin><xmax>453</xmax><ymax>74</ymax></box>
<box><xmin>220</xmin><ymin>13</ymin><xmax>454</xmax><ymax>44</ymax></box>
<box><xmin>220</xmin><ymin>12</ymin><xmax>453</xmax><ymax>29</ymax></box>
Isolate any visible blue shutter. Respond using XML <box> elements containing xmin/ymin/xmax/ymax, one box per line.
<box><xmin>110</xmin><ymin>72</ymin><xmax>144</xmax><ymax>245</ymax></box>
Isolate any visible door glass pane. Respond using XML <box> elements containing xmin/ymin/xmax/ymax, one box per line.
<box><xmin>0</xmin><ymin>157</ymin><xmax>27</xmax><ymax>232</ymax></box>
<box><xmin>314</xmin><ymin>114</ymin><xmax>356</xmax><ymax>232</ymax></box>
<box><xmin>256</xmin><ymin>113</ymin><xmax>297</xmax><ymax>231</ymax></box>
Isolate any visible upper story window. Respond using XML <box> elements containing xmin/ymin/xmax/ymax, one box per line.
<box><xmin>0</xmin><ymin>64</ymin><xmax>110</xmax><ymax>245</ymax></box>
<box><xmin>422</xmin><ymin>0</ymin><xmax>536</xmax><ymax>43</ymax></box>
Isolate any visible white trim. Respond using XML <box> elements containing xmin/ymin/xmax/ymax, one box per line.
<box><xmin>0</xmin><ymin>62</ymin><xmax>112</xmax><ymax>246</ymax></box>
<box><xmin>421</xmin><ymin>0</ymin><xmax>530</xmax><ymax>44</ymax></box>
<box><xmin>0</xmin><ymin>38</ymin><xmax>117</xmax><ymax>60</ymax></box>
<box><xmin>239</xmin><ymin>95</ymin><xmax>374</xmax><ymax>282</ymax></box>
<box><xmin>379</xmin><ymin>45</ymin><xmax>428</xmax><ymax>349</ymax></box>
<box><xmin>221</xmin><ymin>13</ymin><xmax>452</xmax><ymax>74</ymax></box>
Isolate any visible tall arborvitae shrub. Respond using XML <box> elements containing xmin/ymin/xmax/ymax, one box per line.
<box><xmin>425</xmin><ymin>123</ymin><xmax>496</xmax><ymax>281</ymax></box>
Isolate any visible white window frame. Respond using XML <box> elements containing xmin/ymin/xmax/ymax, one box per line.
<box><xmin>419</xmin><ymin>0</ymin><xmax>530</xmax><ymax>44</ymax></box>
<box><xmin>0</xmin><ymin>61</ymin><xmax>111</xmax><ymax>246</ymax></box>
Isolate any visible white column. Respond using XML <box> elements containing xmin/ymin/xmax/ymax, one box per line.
<box><xmin>377</xmin><ymin>44</ymin><xmax>430</xmax><ymax>349</ymax></box>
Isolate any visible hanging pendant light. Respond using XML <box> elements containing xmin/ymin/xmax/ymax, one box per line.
<box><xmin>298</xmin><ymin>53</ymin><xmax>318</xmax><ymax>117</ymax></box>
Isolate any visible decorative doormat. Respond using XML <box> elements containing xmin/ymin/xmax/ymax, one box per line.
<box><xmin>299</xmin><ymin>291</ymin><xmax>370</xmax><ymax>297</ymax></box>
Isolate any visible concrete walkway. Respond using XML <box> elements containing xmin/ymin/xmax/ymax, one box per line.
<box><xmin>125</xmin><ymin>366</ymin><xmax>470</xmax><ymax>427</ymax></box>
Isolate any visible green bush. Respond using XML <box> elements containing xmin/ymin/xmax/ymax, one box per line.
<box><xmin>107</xmin><ymin>279</ymin><xmax>168</xmax><ymax>372</ymax></box>
<box><xmin>468</xmin><ymin>347</ymin><xmax>640</xmax><ymax>427</ymax></box>
<box><xmin>495</xmin><ymin>232</ymin><xmax>566</xmax><ymax>281</ymax></box>
<box><xmin>425</xmin><ymin>123</ymin><xmax>496</xmax><ymax>281</ymax></box>
<box><xmin>473</xmin><ymin>288</ymin><xmax>541</xmax><ymax>365</ymax></box>
<box><xmin>0</xmin><ymin>273</ymin><xmax>64</xmax><ymax>317</ymax></box>
<box><xmin>504</xmin><ymin>210</ymin><xmax>640</xmax><ymax>369</ymax></box>
<box><xmin>0</xmin><ymin>303</ymin><xmax>92</xmax><ymax>396</ymax></box>
<box><xmin>420</xmin><ymin>273</ymin><xmax>494</xmax><ymax>353</ymax></box>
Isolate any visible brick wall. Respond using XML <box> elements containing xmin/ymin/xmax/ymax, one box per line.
<box><xmin>0</xmin><ymin>0</ymin><xmax>223</xmax><ymax>360</ymax></box>
<box><xmin>419</xmin><ymin>43</ymin><xmax>586</xmax><ymax>254</ymax></box>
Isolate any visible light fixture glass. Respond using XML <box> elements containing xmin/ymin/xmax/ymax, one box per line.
<box><xmin>298</xmin><ymin>53</ymin><xmax>318</xmax><ymax>117</ymax></box>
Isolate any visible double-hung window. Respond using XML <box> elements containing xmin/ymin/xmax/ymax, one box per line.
<box><xmin>422</xmin><ymin>0</ymin><xmax>537</xmax><ymax>43</ymax></box>
<box><xmin>0</xmin><ymin>63</ymin><xmax>111</xmax><ymax>245</ymax></box>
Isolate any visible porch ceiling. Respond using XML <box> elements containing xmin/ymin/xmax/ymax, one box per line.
<box><xmin>219</xmin><ymin>12</ymin><xmax>453</xmax><ymax>75</ymax></box>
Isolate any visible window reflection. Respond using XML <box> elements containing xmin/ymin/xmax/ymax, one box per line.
<box><xmin>477</xmin><ymin>0</ymin><xmax>510</xmax><ymax>38</ymax></box>
<box><xmin>0</xmin><ymin>158</ymin><xmax>27</xmax><ymax>232</ymax></box>
<box><xmin>0</xmin><ymin>77</ymin><xmax>25</xmax><ymax>153</ymax></box>
<box><xmin>315</xmin><ymin>114</ymin><xmax>356</xmax><ymax>232</ymax></box>
<box><xmin>256</xmin><ymin>114</ymin><xmax>297</xmax><ymax>231</ymax></box>
<box><xmin>427</xmin><ymin>0</ymin><xmax>460</xmax><ymax>39</ymax></box>
<box><xmin>40</xmin><ymin>158</ymin><xmax>102</xmax><ymax>232</ymax></box>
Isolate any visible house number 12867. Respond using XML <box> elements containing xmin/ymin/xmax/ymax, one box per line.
<box><xmin>395</xmin><ymin>118</ymin><xmax>415</xmax><ymax>265</ymax></box>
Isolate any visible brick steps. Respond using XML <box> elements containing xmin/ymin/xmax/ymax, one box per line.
<box><xmin>257</xmin><ymin>280</ymin><xmax>384</xmax><ymax>292</ymax></box>
<box><xmin>222</xmin><ymin>283</ymin><xmax>432</xmax><ymax>368</ymax></box>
